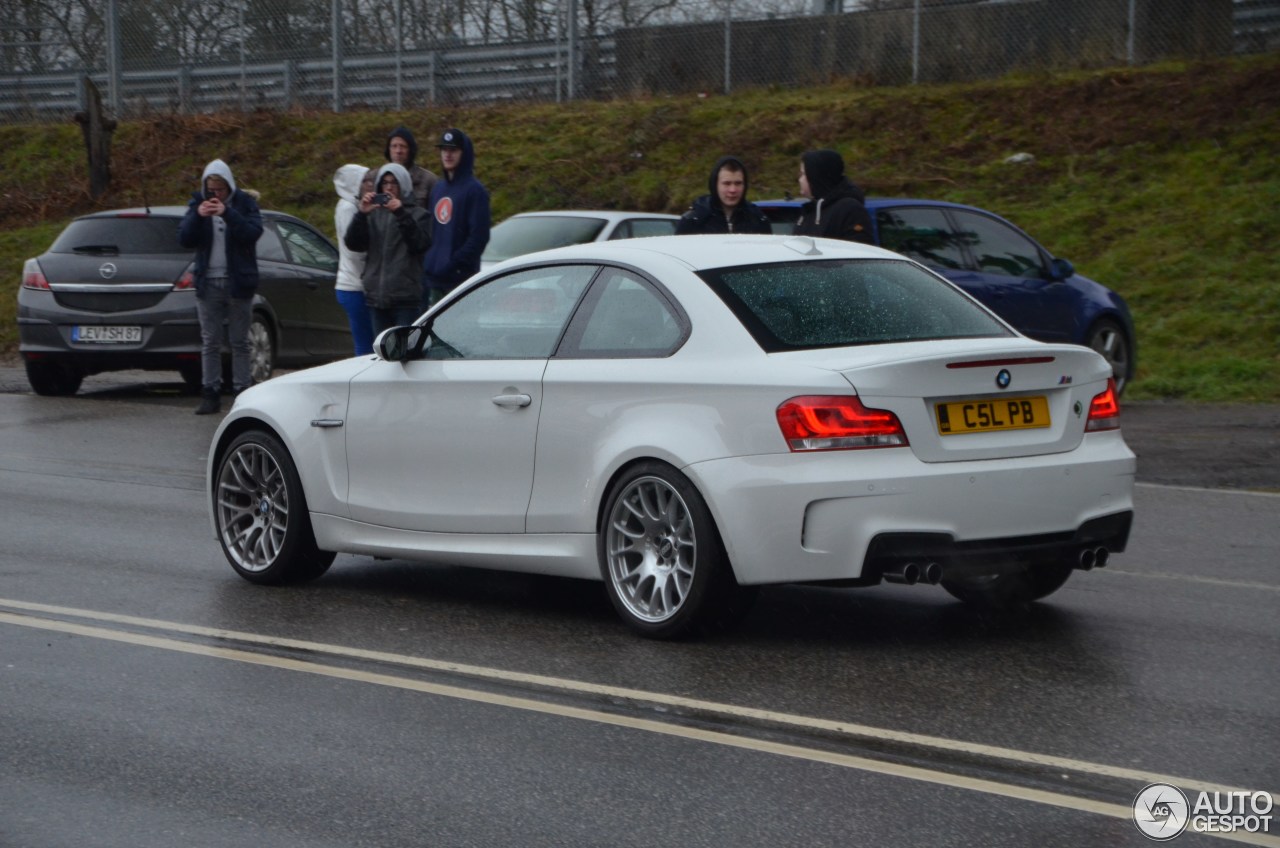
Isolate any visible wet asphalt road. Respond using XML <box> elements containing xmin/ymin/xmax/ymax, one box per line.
<box><xmin>0</xmin><ymin>366</ymin><xmax>1277</xmax><ymax>847</ymax></box>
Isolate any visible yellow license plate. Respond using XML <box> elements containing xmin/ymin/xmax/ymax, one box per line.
<box><xmin>935</xmin><ymin>396</ymin><xmax>1050</xmax><ymax>435</ymax></box>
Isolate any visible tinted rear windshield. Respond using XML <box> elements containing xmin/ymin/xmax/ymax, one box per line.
<box><xmin>50</xmin><ymin>216</ymin><xmax>183</xmax><ymax>255</ymax></box>
<box><xmin>482</xmin><ymin>216</ymin><xmax>607</xmax><ymax>264</ymax></box>
<box><xmin>700</xmin><ymin>258</ymin><xmax>1012</xmax><ymax>352</ymax></box>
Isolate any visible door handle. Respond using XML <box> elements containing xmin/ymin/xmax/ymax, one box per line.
<box><xmin>492</xmin><ymin>393</ymin><xmax>532</xmax><ymax>409</ymax></box>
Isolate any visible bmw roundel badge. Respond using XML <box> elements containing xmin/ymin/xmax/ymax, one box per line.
<box><xmin>996</xmin><ymin>369</ymin><xmax>1012</xmax><ymax>389</ymax></box>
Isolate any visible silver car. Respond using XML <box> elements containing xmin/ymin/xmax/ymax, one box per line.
<box><xmin>480</xmin><ymin>210</ymin><xmax>680</xmax><ymax>270</ymax></box>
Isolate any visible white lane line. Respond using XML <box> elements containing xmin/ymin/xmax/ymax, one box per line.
<box><xmin>3</xmin><ymin>596</ymin><xmax>1277</xmax><ymax>814</ymax></box>
<box><xmin>1100</xmin><ymin>570</ymin><xmax>1280</xmax><ymax>593</ymax></box>
<box><xmin>5</xmin><ymin>609</ymin><xmax>1280</xmax><ymax>847</ymax></box>
<box><xmin>1136</xmin><ymin>482</ymin><xmax>1280</xmax><ymax>498</ymax></box>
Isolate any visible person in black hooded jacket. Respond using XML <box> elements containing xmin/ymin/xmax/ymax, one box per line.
<box><xmin>675</xmin><ymin>155</ymin><xmax>772</xmax><ymax>235</ymax></box>
<box><xmin>793</xmin><ymin>149</ymin><xmax>874</xmax><ymax>244</ymax></box>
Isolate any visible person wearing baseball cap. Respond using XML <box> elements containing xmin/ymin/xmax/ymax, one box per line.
<box><xmin>421</xmin><ymin>128</ymin><xmax>490</xmax><ymax>310</ymax></box>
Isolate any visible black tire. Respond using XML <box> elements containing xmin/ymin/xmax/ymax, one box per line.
<box><xmin>25</xmin><ymin>360</ymin><xmax>83</xmax><ymax>396</ymax></box>
<box><xmin>212</xmin><ymin>429</ymin><xmax>335</xmax><ymax>585</ymax></box>
<box><xmin>599</xmin><ymin>461</ymin><xmax>756</xmax><ymax>639</ymax></box>
<box><xmin>941</xmin><ymin>560</ymin><xmax>1073</xmax><ymax>609</ymax></box>
<box><xmin>1084</xmin><ymin>318</ymin><xmax>1133</xmax><ymax>396</ymax></box>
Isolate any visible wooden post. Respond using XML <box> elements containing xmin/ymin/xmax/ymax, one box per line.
<box><xmin>73</xmin><ymin>77</ymin><xmax>118</xmax><ymax>200</ymax></box>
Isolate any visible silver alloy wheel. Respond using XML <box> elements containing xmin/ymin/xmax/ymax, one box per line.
<box><xmin>216</xmin><ymin>441</ymin><xmax>289</xmax><ymax>573</ymax></box>
<box><xmin>605</xmin><ymin>475</ymin><xmax>697</xmax><ymax>623</ymax></box>
<box><xmin>247</xmin><ymin>317</ymin><xmax>273</xmax><ymax>384</ymax></box>
<box><xmin>1086</xmin><ymin>320</ymin><xmax>1130</xmax><ymax>394</ymax></box>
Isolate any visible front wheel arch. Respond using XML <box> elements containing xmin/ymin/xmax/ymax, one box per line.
<box><xmin>212</xmin><ymin>427</ymin><xmax>334</xmax><ymax>585</ymax></box>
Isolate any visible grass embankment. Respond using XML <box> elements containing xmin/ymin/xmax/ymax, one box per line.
<box><xmin>1</xmin><ymin>55</ymin><xmax>1276</xmax><ymax>401</ymax></box>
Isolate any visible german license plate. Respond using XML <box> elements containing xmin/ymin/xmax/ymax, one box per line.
<box><xmin>935</xmin><ymin>396</ymin><xmax>1050</xmax><ymax>435</ymax></box>
<box><xmin>73</xmin><ymin>325</ymin><xmax>141</xmax><ymax>344</ymax></box>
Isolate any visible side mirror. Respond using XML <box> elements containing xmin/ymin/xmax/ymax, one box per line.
<box><xmin>375</xmin><ymin>325</ymin><xmax>428</xmax><ymax>362</ymax></box>
<box><xmin>1048</xmin><ymin>257</ymin><xmax>1075</xmax><ymax>281</ymax></box>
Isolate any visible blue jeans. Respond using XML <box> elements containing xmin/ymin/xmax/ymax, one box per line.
<box><xmin>196</xmin><ymin>278</ymin><xmax>252</xmax><ymax>391</ymax></box>
<box><xmin>336</xmin><ymin>288</ymin><xmax>374</xmax><ymax>355</ymax></box>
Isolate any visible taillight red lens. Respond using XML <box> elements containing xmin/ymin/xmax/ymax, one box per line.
<box><xmin>174</xmin><ymin>269</ymin><xmax>196</xmax><ymax>290</ymax></box>
<box><xmin>1086</xmin><ymin>379</ymin><xmax>1121</xmax><ymax>432</ymax></box>
<box><xmin>777</xmin><ymin>395</ymin><xmax>908</xmax><ymax>451</ymax></box>
<box><xmin>21</xmin><ymin>259</ymin><xmax>49</xmax><ymax>290</ymax></box>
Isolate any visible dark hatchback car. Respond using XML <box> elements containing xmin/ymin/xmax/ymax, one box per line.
<box><xmin>756</xmin><ymin>198</ymin><xmax>1136</xmax><ymax>393</ymax></box>
<box><xmin>18</xmin><ymin>206</ymin><xmax>352</xmax><ymax>395</ymax></box>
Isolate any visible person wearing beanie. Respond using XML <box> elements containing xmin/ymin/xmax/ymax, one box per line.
<box><xmin>420</xmin><ymin>128</ymin><xmax>490</xmax><ymax>310</ymax></box>
<box><xmin>384</xmin><ymin>125</ymin><xmax>438</xmax><ymax>208</ymax></box>
<box><xmin>792</xmin><ymin>149</ymin><xmax>874</xmax><ymax>244</ymax></box>
<box><xmin>675</xmin><ymin>155</ymin><xmax>772</xmax><ymax>236</ymax></box>
<box><xmin>177</xmin><ymin>158</ymin><xmax>263</xmax><ymax>415</ymax></box>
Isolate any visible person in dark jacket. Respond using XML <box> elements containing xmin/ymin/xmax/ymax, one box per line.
<box><xmin>385</xmin><ymin>125</ymin><xmax>437</xmax><ymax>208</ymax></box>
<box><xmin>793</xmin><ymin>149</ymin><xmax>874</xmax><ymax>244</ymax></box>
<box><xmin>177</xmin><ymin>158</ymin><xmax>263</xmax><ymax>415</ymax></box>
<box><xmin>675</xmin><ymin>155</ymin><xmax>772</xmax><ymax>235</ymax></box>
<box><xmin>421</xmin><ymin>128</ymin><xmax>490</xmax><ymax>310</ymax></box>
<box><xmin>344</xmin><ymin>162</ymin><xmax>433</xmax><ymax>337</ymax></box>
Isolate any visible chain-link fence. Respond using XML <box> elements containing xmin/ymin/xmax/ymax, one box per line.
<box><xmin>1</xmin><ymin>0</ymin><xmax>1274</xmax><ymax>123</ymax></box>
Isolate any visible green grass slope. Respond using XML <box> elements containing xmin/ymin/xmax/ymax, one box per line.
<box><xmin>1</xmin><ymin>55</ymin><xmax>1276</xmax><ymax>400</ymax></box>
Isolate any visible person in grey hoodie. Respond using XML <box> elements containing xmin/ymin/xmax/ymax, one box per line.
<box><xmin>343</xmin><ymin>162</ymin><xmax>433</xmax><ymax>336</ymax></box>
<box><xmin>177</xmin><ymin>158</ymin><xmax>262</xmax><ymax>415</ymax></box>
<box><xmin>333</xmin><ymin>164</ymin><xmax>375</xmax><ymax>355</ymax></box>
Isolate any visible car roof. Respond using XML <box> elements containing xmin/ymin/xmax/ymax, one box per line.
<box><xmin>503</xmin><ymin>210</ymin><xmax>680</xmax><ymax>222</ymax></box>
<box><xmin>754</xmin><ymin>197</ymin><xmax>994</xmax><ymax>215</ymax></box>
<box><xmin>75</xmin><ymin>206</ymin><xmax>300</xmax><ymax>222</ymax></box>
<box><xmin>493</xmin><ymin>233</ymin><xmax>897</xmax><ymax>271</ymax></box>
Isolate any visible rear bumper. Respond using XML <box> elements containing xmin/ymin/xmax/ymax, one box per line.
<box><xmin>685</xmin><ymin>430</ymin><xmax>1136</xmax><ymax>585</ymax></box>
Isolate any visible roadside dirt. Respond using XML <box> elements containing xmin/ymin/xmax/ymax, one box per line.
<box><xmin>2</xmin><ymin>361</ymin><xmax>1277</xmax><ymax>493</ymax></box>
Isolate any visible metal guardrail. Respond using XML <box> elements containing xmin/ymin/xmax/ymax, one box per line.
<box><xmin>0</xmin><ymin>39</ymin><xmax>599</xmax><ymax>121</ymax></box>
<box><xmin>0</xmin><ymin>1</ymin><xmax>1273</xmax><ymax>123</ymax></box>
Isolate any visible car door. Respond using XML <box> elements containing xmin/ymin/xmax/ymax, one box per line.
<box><xmin>275</xmin><ymin>219</ymin><xmax>349</xmax><ymax>358</ymax></box>
<box><xmin>253</xmin><ymin>223</ymin><xmax>312</xmax><ymax>361</ymax></box>
<box><xmin>343</xmin><ymin>264</ymin><xmax>598</xmax><ymax>533</ymax></box>
<box><xmin>941</xmin><ymin>208</ymin><xmax>1079</xmax><ymax>343</ymax></box>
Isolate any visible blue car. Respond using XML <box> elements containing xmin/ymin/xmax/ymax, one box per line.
<box><xmin>755</xmin><ymin>199</ymin><xmax>1136</xmax><ymax>393</ymax></box>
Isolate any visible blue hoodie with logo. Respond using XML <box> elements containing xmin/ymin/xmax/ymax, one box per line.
<box><xmin>421</xmin><ymin>128</ymin><xmax>490</xmax><ymax>296</ymax></box>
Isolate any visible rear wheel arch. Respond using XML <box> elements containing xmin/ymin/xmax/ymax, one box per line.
<box><xmin>1083</xmin><ymin>315</ymin><xmax>1134</xmax><ymax>394</ymax></box>
<box><xmin>596</xmin><ymin>458</ymin><xmax>755</xmax><ymax>638</ymax></box>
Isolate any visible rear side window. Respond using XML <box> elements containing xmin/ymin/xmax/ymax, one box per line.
<box><xmin>876</xmin><ymin>206</ymin><xmax>967</xmax><ymax>271</ymax></box>
<box><xmin>701</xmin><ymin>258</ymin><xmax>1011</xmax><ymax>352</ymax></box>
<box><xmin>277</xmin><ymin>220</ymin><xmax>337</xmax><ymax>271</ymax></box>
<box><xmin>562</xmin><ymin>268</ymin><xmax>685</xmax><ymax>357</ymax></box>
<box><xmin>50</xmin><ymin>217</ymin><xmax>183</xmax><ymax>255</ymax></box>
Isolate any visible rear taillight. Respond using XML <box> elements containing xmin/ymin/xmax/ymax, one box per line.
<box><xmin>21</xmin><ymin>259</ymin><xmax>49</xmax><ymax>290</ymax></box>
<box><xmin>777</xmin><ymin>395</ymin><xmax>909</xmax><ymax>451</ymax></box>
<box><xmin>174</xmin><ymin>269</ymin><xmax>196</xmax><ymax>290</ymax></box>
<box><xmin>1085</xmin><ymin>379</ymin><xmax>1121</xmax><ymax>432</ymax></box>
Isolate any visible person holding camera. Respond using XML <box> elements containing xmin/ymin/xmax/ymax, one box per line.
<box><xmin>177</xmin><ymin>158</ymin><xmax>262</xmax><ymax>415</ymax></box>
<box><xmin>343</xmin><ymin>163</ymin><xmax>433</xmax><ymax>338</ymax></box>
<box><xmin>384</xmin><ymin>126</ymin><xmax>437</xmax><ymax>208</ymax></box>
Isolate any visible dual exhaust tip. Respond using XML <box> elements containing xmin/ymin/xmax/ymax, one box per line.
<box><xmin>1076</xmin><ymin>546</ymin><xmax>1110</xmax><ymax>571</ymax></box>
<box><xmin>882</xmin><ymin>546</ymin><xmax>1111</xmax><ymax>585</ymax></box>
<box><xmin>882</xmin><ymin>561</ymin><xmax>943</xmax><ymax>586</ymax></box>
